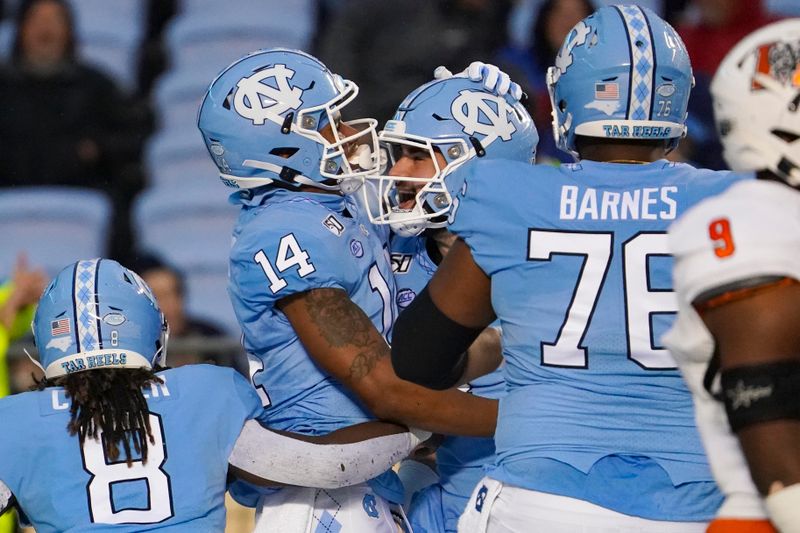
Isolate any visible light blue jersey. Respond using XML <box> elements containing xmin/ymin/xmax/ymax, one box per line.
<box><xmin>228</xmin><ymin>188</ymin><xmax>402</xmax><ymax>502</ymax></box>
<box><xmin>391</xmin><ymin>234</ymin><xmax>504</xmax><ymax>532</ymax></box>
<box><xmin>448</xmin><ymin>159</ymin><xmax>753</xmax><ymax>521</ymax></box>
<box><xmin>0</xmin><ymin>365</ymin><xmax>261</xmax><ymax>532</ymax></box>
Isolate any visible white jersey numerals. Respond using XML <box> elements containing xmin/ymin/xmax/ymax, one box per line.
<box><xmin>255</xmin><ymin>233</ymin><xmax>316</xmax><ymax>293</ymax></box>
<box><xmin>82</xmin><ymin>413</ymin><xmax>173</xmax><ymax>524</ymax></box>
<box><xmin>528</xmin><ymin>229</ymin><xmax>676</xmax><ymax>369</ymax></box>
<box><xmin>368</xmin><ymin>263</ymin><xmax>395</xmax><ymax>342</ymax></box>
<box><xmin>529</xmin><ymin>230</ymin><xmax>612</xmax><ymax>367</ymax></box>
<box><xmin>247</xmin><ymin>352</ymin><xmax>272</xmax><ymax>408</ymax></box>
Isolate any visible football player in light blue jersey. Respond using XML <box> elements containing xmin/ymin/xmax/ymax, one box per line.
<box><xmin>360</xmin><ymin>69</ymin><xmax>537</xmax><ymax>533</ymax></box>
<box><xmin>391</xmin><ymin>5</ymin><xmax>756</xmax><ymax>532</ymax></box>
<box><xmin>0</xmin><ymin>259</ymin><xmax>426</xmax><ymax>533</ymax></box>
<box><xmin>197</xmin><ymin>48</ymin><xmax>500</xmax><ymax>532</ymax></box>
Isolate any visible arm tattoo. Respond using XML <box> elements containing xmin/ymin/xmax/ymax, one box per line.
<box><xmin>303</xmin><ymin>289</ymin><xmax>388</xmax><ymax>380</ymax></box>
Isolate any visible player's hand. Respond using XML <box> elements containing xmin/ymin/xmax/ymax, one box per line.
<box><xmin>434</xmin><ymin>62</ymin><xmax>523</xmax><ymax>104</ymax></box>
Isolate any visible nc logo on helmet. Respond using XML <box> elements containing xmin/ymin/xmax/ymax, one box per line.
<box><xmin>552</xmin><ymin>20</ymin><xmax>591</xmax><ymax>82</ymax></box>
<box><xmin>451</xmin><ymin>90</ymin><xmax>516</xmax><ymax>146</ymax></box>
<box><xmin>234</xmin><ymin>64</ymin><xmax>304</xmax><ymax>125</ymax></box>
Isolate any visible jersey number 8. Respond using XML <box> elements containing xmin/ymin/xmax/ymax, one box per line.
<box><xmin>81</xmin><ymin>413</ymin><xmax>174</xmax><ymax>524</ymax></box>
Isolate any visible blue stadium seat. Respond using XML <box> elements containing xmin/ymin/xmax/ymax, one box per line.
<box><xmin>0</xmin><ymin>187</ymin><xmax>111</xmax><ymax>280</ymax></box>
<box><xmin>144</xmin><ymin>127</ymin><xmax>218</xmax><ymax>189</ymax></box>
<box><xmin>133</xmin><ymin>186</ymin><xmax>240</xmax><ymax>334</ymax></box>
<box><xmin>69</xmin><ymin>0</ymin><xmax>146</xmax><ymax>93</ymax></box>
<box><xmin>165</xmin><ymin>1</ymin><xmax>314</xmax><ymax>71</ymax></box>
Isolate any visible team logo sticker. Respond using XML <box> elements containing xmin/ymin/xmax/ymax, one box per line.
<box><xmin>751</xmin><ymin>39</ymin><xmax>800</xmax><ymax>90</ymax></box>
<box><xmin>234</xmin><ymin>64</ymin><xmax>303</xmax><ymax>125</ymax></box>
<box><xmin>552</xmin><ymin>20</ymin><xmax>591</xmax><ymax>81</ymax></box>
<box><xmin>451</xmin><ymin>90</ymin><xmax>516</xmax><ymax>146</ymax></box>
<box><xmin>103</xmin><ymin>313</ymin><xmax>126</xmax><ymax>326</ymax></box>
<box><xmin>362</xmin><ymin>493</ymin><xmax>379</xmax><ymax>518</ymax></box>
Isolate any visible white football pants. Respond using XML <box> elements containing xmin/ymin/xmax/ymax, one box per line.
<box><xmin>252</xmin><ymin>483</ymin><xmax>410</xmax><ymax>533</ymax></box>
<box><xmin>458</xmin><ymin>477</ymin><xmax>708</xmax><ymax>533</ymax></box>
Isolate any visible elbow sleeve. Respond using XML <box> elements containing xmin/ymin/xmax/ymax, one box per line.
<box><xmin>391</xmin><ymin>286</ymin><xmax>483</xmax><ymax>390</ymax></box>
<box><xmin>229</xmin><ymin>420</ymin><xmax>424</xmax><ymax>489</ymax></box>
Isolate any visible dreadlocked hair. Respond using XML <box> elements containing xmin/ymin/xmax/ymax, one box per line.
<box><xmin>36</xmin><ymin>368</ymin><xmax>163</xmax><ymax>465</ymax></box>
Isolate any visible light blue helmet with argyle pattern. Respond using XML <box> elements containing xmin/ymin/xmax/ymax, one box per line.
<box><xmin>546</xmin><ymin>4</ymin><xmax>693</xmax><ymax>157</ymax></box>
<box><xmin>32</xmin><ymin>259</ymin><xmax>168</xmax><ymax>379</ymax></box>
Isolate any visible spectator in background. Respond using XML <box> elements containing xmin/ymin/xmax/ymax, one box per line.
<box><xmin>315</xmin><ymin>0</ymin><xmax>511</xmax><ymax>123</ymax></box>
<box><xmin>674</xmin><ymin>0</ymin><xmax>778</xmax><ymax>170</ymax></box>
<box><xmin>131</xmin><ymin>253</ymin><xmax>230</xmax><ymax>369</ymax></box>
<box><xmin>0</xmin><ymin>0</ymin><xmax>140</xmax><ymax>188</ymax></box>
<box><xmin>497</xmin><ymin>0</ymin><xmax>594</xmax><ymax>163</ymax></box>
<box><xmin>677</xmin><ymin>0</ymin><xmax>778</xmax><ymax>78</ymax></box>
<box><xmin>0</xmin><ymin>0</ymin><xmax>149</xmax><ymax>265</ymax></box>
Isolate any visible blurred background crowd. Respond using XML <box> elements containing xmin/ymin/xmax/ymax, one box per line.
<box><xmin>0</xmin><ymin>0</ymin><xmax>798</xmax><ymax>399</ymax></box>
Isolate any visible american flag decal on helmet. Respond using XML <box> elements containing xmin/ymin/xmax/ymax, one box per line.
<box><xmin>51</xmin><ymin>318</ymin><xmax>71</xmax><ymax>336</ymax></box>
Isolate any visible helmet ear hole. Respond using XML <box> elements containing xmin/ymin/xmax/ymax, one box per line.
<box><xmin>718</xmin><ymin>119</ymin><xmax>733</xmax><ymax>137</ymax></box>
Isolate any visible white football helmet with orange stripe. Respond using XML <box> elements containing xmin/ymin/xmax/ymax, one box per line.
<box><xmin>712</xmin><ymin>19</ymin><xmax>800</xmax><ymax>185</ymax></box>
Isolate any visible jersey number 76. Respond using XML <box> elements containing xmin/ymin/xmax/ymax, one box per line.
<box><xmin>528</xmin><ymin>229</ymin><xmax>676</xmax><ymax>370</ymax></box>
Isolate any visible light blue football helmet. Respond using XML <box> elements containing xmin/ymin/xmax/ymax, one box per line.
<box><xmin>546</xmin><ymin>4</ymin><xmax>693</xmax><ymax>158</ymax></box>
<box><xmin>363</xmin><ymin>76</ymin><xmax>538</xmax><ymax>236</ymax></box>
<box><xmin>32</xmin><ymin>259</ymin><xmax>168</xmax><ymax>379</ymax></box>
<box><xmin>197</xmin><ymin>48</ymin><xmax>379</xmax><ymax>192</ymax></box>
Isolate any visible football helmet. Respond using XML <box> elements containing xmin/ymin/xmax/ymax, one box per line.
<box><xmin>32</xmin><ymin>259</ymin><xmax>168</xmax><ymax>379</ymax></box>
<box><xmin>197</xmin><ymin>48</ymin><xmax>379</xmax><ymax>192</ymax></box>
<box><xmin>547</xmin><ymin>5</ymin><xmax>693</xmax><ymax>157</ymax></box>
<box><xmin>363</xmin><ymin>76</ymin><xmax>537</xmax><ymax>237</ymax></box>
<box><xmin>711</xmin><ymin>18</ymin><xmax>800</xmax><ymax>185</ymax></box>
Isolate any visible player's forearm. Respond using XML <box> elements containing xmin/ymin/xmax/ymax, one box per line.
<box><xmin>314</xmin><ymin>421</ymin><xmax>411</xmax><ymax>444</ymax></box>
<box><xmin>738</xmin><ymin>422</ymin><xmax>800</xmax><ymax>495</ymax></box>
<box><xmin>369</xmin><ymin>378</ymin><xmax>498</xmax><ymax>437</ymax></box>
<box><xmin>459</xmin><ymin>326</ymin><xmax>502</xmax><ymax>385</ymax></box>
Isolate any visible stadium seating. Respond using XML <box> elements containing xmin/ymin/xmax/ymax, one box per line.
<box><xmin>133</xmin><ymin>185</ymin><xmax>240</xmax><ymax>334</ymax></box>
<box><xmin>69</xmin><ymin>0</ymin><xmax>146</xmax><ymax>93</ymax></box>
<box><xmin>0</xmin><ymin>187</ymin><xmax>112</xmax><ymax>280</ymax></box>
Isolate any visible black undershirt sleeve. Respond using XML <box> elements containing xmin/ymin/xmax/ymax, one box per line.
<box><xmin>391</xmin><ymin>286</ymin><xmax>484</xmax><ymax>390</ymax></box>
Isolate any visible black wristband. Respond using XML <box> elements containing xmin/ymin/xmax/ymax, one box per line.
<box><xmin>721</xmin><ymin>360</ymin><xmax>800</xmax><ymax>432</ymax></box>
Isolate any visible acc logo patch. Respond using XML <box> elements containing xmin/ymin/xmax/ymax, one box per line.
<box><xmin>451</xmin><ymin>90</ymin><xmax>516</xmax><ymax>146</ymax></box>
<box><xmin>234</xmin><ymin>64</ymin><xmax>303</xmax><ymax>125</ymax></box>
<box><xmin>396</xmin><ymin>288</ymin><xmax>416</xmax><ymax>308</ymax></box>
